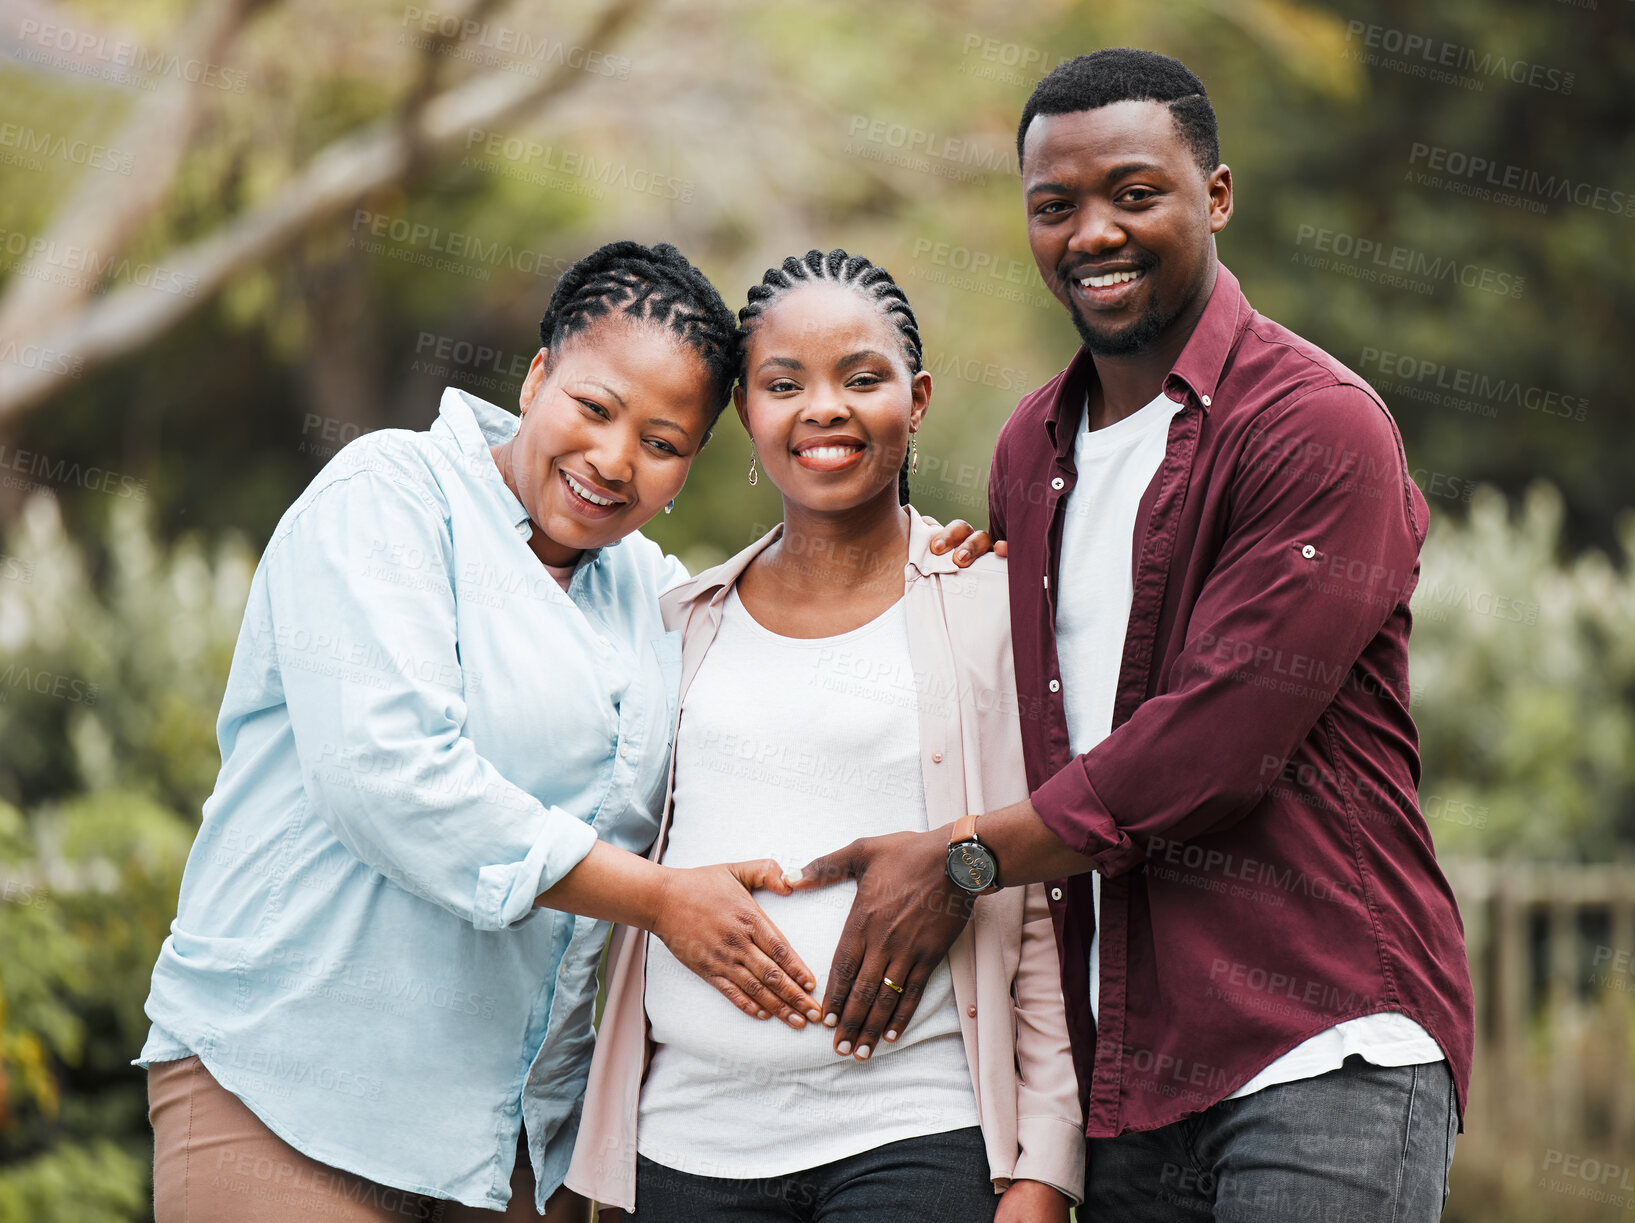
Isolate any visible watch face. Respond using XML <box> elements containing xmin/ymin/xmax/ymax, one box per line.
<box><xmin>947</xmin><ymin>842</ymin><xmax>997</xmax><ymax>892</ymax></box>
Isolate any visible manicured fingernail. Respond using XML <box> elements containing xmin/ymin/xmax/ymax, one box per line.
<box><xmin>885</xmin><ymin>1030</ymin><xmax>898</xmax><ymax>1041</ymax></box>
<box><xmin>806</xmin><ymin>1008</ymin><xmax>822</xmax><ymax>1022</ymax></box>
<box><xmin>786</xmin><ymin>1014</ymin><xmax>805</xmax><ymax>1028</ymax></box>
<box><xmin>836</xmin><ymin>1040</ymin><xmax>852</xmax><ymax>1055</ymax></box>
<box><xmin>855</xmin><ymin>1045</ymin><xmax>871</xmax><ymax>1060</ymax></box>
<box><xmin>757</xmin><ymin>1009</ymin><xmax>769</xmax><ymax>1020</ymax></box>
<box><xmin>824</xmin><ymin>1013</ymin><xmax>838</xmax><ymax>1028</ymax></box>
<box><xmin>783</xmin><ymin>867</ymin><xmax>801</xmax><ymax>884</ymax></box>
<box><xmin>955</xmin><ymin>550</ymin><xmax>970</xmax><ymax>563</ymax></box>
<box><xmin>930</xmin><ymin>540</ymin><xmax>944</xmax><ymax>553</ymax></box>
<box><xmin>804</xmin><ymin>981</ymin><xmax>817</xmax><ymax>992</ymax></box>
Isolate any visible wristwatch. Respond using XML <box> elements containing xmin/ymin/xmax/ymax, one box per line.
<box><xmin>945</xmin><ymin>814</ymin><xmax>1001</xmax><ymax>894</ymax></box>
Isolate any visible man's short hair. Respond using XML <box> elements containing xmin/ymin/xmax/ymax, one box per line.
<box><xmin>1016</xmin><ymin>48</ymin><xmax>1220</xmax><ymax>175</ymax></box>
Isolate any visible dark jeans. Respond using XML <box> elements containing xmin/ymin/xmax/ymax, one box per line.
<box><xmin>624</xmin><ymin>1126</ymin><xmax>997</xmax><ymax>1222</ymax></box>
<box><xmin>1087</xmin><ymin>1057</ymin><xmax>1458</xmax><ymax>1222</ymax></box>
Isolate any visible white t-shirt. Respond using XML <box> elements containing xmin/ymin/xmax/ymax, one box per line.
<box><xmin>1053</xmin><ymin>391</ymin><xmax>1442</xmax><ymax>1099</ymax></box>
<box><xmin>637</xmin><ymin>588</ymin><xmax>980</xmax><ymax>1179</ymax></box>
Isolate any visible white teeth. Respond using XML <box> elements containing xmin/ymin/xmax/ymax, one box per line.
<box><xmin>1080</xmin><ymin>270</ymin><xmax>1143</xmax><ymax>288</ymax></box>
<box><xmin>800</xmin><ymin>445</ymin><xmax>863</xmax><ymax>460</ymax></box>
<box><xmin>564</xmin><ymin>471</ymin><xmax>617</xmax><ymax>506</ymax></box>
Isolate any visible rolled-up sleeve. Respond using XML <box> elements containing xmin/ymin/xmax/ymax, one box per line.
<box><xmin>1032</xmin><ymin>385</ymin><xmax>1424</xmax><ymax>875</ymax></box>
<box><xmin>260</xmin><ymin>467</ymin><xmax>598</xmax><ymax>930</ymax></box>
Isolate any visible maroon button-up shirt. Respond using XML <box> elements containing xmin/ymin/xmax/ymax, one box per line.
<box><xmin>989</xmin><ymin>262</ymin><xmax>1474</xmax><ymax>1138</ymax></box>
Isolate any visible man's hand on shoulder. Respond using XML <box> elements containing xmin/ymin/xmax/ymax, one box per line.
<box><xmin>926</xmin><ymin>516</ymin><xmax>1007</xmax><ymax>566</ymax></box>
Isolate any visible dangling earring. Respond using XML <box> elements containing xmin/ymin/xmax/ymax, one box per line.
<box><xmin>908</xmin><ymin>433</ymin><xmax>919</xmax><ymax>475</ymax></box>
<box><xmin>664</xmin><ymin>499</ymin><xmax>675</xmax><ymax>514</ymax></box>
<box><xmin>747</xmin><ymin>448</ymin><xmax>759</xmax><ymax>487</ymax></box>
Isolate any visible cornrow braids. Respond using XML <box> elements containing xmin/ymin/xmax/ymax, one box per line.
<box><xmin>538</xmin><ymin>240</ymin><xmax>740</xmax><ymax>422</ymax></box>
<box><xmin>737</xmin><ymin>249</ymin><xmax>923</xmax><ymax>504</ymax></box>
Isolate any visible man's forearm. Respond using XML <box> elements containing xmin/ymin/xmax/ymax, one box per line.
<box><xmin>973</xmin><ymin>798</ymin><xmax>1101</xmax><ymax>886</ymax></box>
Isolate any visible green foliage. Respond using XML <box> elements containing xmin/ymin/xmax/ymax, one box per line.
<box><xmin>1411</xmin><ymin>484</ymin><xmax>1635</xmax><ymax>859</ymax></box>
<box><xmin>0</xmin><ymin>496</ymin><xmax>239</xmax><ymax>1221</ymax></box>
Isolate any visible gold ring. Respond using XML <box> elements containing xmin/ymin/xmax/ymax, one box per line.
<box><xmin>882</xmin><ymin>976</ymin><xmax>904</xmax><ymax>994</ymax></box>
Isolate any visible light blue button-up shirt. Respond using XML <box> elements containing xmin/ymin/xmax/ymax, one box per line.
<box><xmin>137</xmin><ymin>387</ymin><xmax>685</xmax><ymax>1210</ymax></box>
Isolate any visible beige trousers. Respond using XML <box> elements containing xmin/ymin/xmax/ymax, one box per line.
<box><xmin>148</xmin><ymin>1056</ymin><xmax>589</xmax><ymax>1221</ymax></box>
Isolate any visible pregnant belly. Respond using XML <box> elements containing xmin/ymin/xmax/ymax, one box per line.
<box><xmin>645</xmin><ymin>883</ymin><xmax>866</xmax><ymax>1073</ymax></box>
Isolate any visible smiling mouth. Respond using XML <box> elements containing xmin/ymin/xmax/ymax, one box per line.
<box><xmin>1078</xmin><ymin>269</ymin><xmax>1145</xmax><ymax>288</ymax></box>
<box><xmin>560</xmin><ymin>468</ymin><xmax>626</xmax><ymax>515</ymax></box>
<box><xmin>792</xmin><ymin>439</ymin><xmax>867</xmax><ymax>472</ymax></box>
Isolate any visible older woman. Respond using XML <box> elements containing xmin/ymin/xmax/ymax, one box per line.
<box><xmin>138</xmin><ymin>241</ymin><xmax>873</xmax><ymax>1223</ymax></box>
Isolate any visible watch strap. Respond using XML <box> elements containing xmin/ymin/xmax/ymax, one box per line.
<box><xmin>950</xmin><ymin>813</ymin><xmax>979</xmax><ymax>846</ymax></box>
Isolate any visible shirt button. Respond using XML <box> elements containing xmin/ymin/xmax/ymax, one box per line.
<box><xmin>1301</xmin><ymin>544</ymin><xmax>1317</xmax><ymax>559</ymax></box>
<box><xmin>1048</xmin><ymin>679</ymin><xmax>1060</xmax><ymax>693</ymax></box>
<box><xmin>1051</xmin><ymin>476</ymin><xmax>1065</xmax><ymax>491</ymax></box>
<box><xmin>597</xmin><ymin>636</ymin><xmax>611</xmax><ymax>648</ymax></box>
<box><xmin>1201</xmin><ymin>394</ymin><xmax>1212</xmax><ymax>407</ymax></box>
<box><xmin>1050</xmin><ymin>887</ymin><xmax>1063</xmax><ymax>901</ymax></box>
<box><xmin>514</xmin><ymin>521</ymin><xmax>529</xmax><ymax>537</ymax></box>
<box><xmin>618</xmin><ymin>743</ymin><xmax>630</xmax><ymax>759</ymax></box>
<box><xmin>966</xmin><ymin>1005</ymin><xmax>978</xmax><ymax>1018</ymax></box>
<box><xmin>931</xmin><ymin>751</ymin><xmax>943</xmax><ymax>764</ymax></box>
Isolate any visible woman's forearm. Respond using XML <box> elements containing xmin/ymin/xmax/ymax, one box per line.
<box><xmin>534</xmin><ymin>839</ymin><xmax>671</xmax><ymax>930</ymax></box>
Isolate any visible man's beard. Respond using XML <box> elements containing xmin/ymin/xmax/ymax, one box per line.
<box><xmin>1067</xmin><ymin>284</ymin><xmax>1170</xmax><ymax>357</ymax></box>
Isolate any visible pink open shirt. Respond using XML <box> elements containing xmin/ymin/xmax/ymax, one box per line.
<box><xmin>565</xmin><ymin>512</ymin><xmax>1086</xmax><ymax>1210</ymax></box>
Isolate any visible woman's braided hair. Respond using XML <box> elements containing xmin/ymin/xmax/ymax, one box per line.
<box><xmin>737</xmin><ymin>249</ymin><xmax>923</xmax><ymax>504</ymax></box>
<box><xmin>538</xmin><ymin>240</ymin><xmax>740</xmax><ymax>425</ymax></box>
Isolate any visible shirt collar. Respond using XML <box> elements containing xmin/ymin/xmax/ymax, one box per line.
<box><xmin>1166</xmin><ymin>260</ymin><xmax>1248</xmax><ymax>412</ymax></box>
<box><xmin>903</xmin><ymin>504</ymin><xmax>962</xmax><ymax>580</ymax></box>
<box><xmin>1042</xmin><ymin>259</ymin><xmax>1249</xmax><ymax>461</ymax></box>
<box><xmin>667</xmin><ymin>504</ymin><xmax>951</xmax><ymax>612</ymax></box>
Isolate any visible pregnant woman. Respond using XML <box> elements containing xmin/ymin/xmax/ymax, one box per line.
<box><xmin>568</xmin><ymin>250</ymin><xmax>1083</xmax><ymax>1221</ymax></box>
<box><xmin>137</xmin><ymin>242</ymin><xmax>845</xmax><ymax>1223</ymax></box>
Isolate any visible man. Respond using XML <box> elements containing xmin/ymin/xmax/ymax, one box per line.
<box><xmin>798</xmin><ymin>48</ymin><xmax>1473</xmax><ymax>1220</ymax></box>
